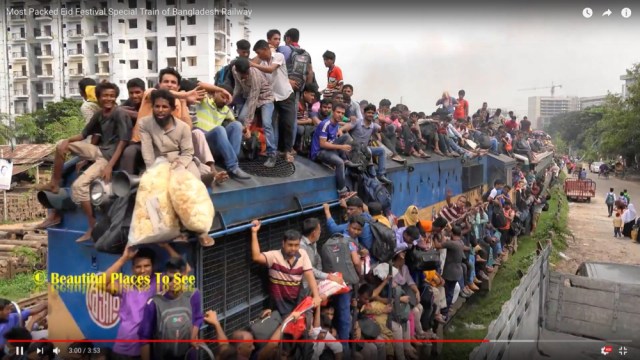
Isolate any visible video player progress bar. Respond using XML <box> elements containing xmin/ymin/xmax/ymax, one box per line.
<box><xmin>9</xmin><ymin>339</ymin><xmax>633</xmax><ymax>344</ymax></box>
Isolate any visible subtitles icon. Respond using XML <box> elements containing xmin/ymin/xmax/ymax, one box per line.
<box><xmin>583</xmin><ymin>8</ymin><xmax>593</xmax><ymax>18</ymax></box>
<box><xmin>621</xmin><ymin>8</ymin><xmax>631</xmax><ymax>18</ymax></box>
<box><xmin>601</xmin><ymin>345</ymin><xmax>613</xmax><ymax>355</ymax></box>
<box><xmin>603</xmin><ymin>9</ymin><xmax>612</xmax><ymax>17</ymax></box>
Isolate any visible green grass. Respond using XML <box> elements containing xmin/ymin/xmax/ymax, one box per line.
<box><xmin>441</xmin><ymin>175</ymin><xmax>570</xmax><ymax>359</ymax></box>
<box><xmin>0</xmin><ymin>272</ymin><xmax>46</xmax><ymax>301</ymax></box>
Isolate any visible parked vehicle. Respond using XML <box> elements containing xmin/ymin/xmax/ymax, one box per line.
<box><xmin>576</xmin><ymin>261</ymin><xmax>640</xmax><ymax>284</ymax></box>
<box><xmin>564</xmin><ymin>178</ymin><xmax>596</xmax><ymax>202</ymax></box>
<box><xmin>471</xmin><ymin>248</ymin><xmax>640</xmax><ymax>360</ymax></box>
<box><xmin>590</xmin><ymin>161</ymin><xmax>603</xmax><ymax>173</ymax></box>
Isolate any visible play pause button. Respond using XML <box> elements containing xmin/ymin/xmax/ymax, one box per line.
<box><xmin>36</xmin><ymin>348</ymin><xmax>43</xmax><ymax>354</ymax></box>
<box><xmin>16</xmin><ymin>347</ymin><xmax>24</xmax><ymax>355</ymax></box>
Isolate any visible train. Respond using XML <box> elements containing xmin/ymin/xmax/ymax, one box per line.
<box><xmin>43</xmin><ymin>149</ymin><xmax>554</xmax><ymax>347</ymax></box>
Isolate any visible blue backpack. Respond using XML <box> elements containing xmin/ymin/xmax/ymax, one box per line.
<box><xmin>361</xmin><ymin>174</ymin><xmax>392</xmax><ymax>212</ymax></box>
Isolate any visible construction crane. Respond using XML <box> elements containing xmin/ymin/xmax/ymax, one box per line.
<box><xmin>518</xmin><ymin>82</ymin><xmax>563</xmax><ymax>96</ymax></box>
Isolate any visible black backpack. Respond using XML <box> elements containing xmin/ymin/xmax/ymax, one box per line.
<box><xmin>92</xmin><ymin>189</ymin><xmax>137</xmax><ymax>254</ymax></box>
<box><xmin>299</xmin><ymin>125</ymin><xmax>315</xmax><ymax>156</ymax></box>
<box><xmin>369</xmin><ymin>220</ymin><xmax>396</xmax><ymax>262</ymax></box>
<box><xmin>407</xmin><ymin>248</ymin><xmax>440</xmax><ymax>272</ymax></box>
<box><xmin>348</xmin><ymin>142</ymin><xmax>371</xmax><ymax>171</ymax></box>
<box><xmin>482</xmin><ymin>189</ymin><xmax>492</xmax><ymax>202</ymax></box>
<box><xmin>241</xmin><ymin>132</ymin><xmax>261</xmax><ymax>161</ymax></box>
<box><xmin>492</xmin><ymin>205</ymin><xmax>508</xmax><ymax>229</ymax></box>
<box><xmin>320</xmin><ymin>234</ymin><xmax>360</xmax><ymax>285</ymax></box>
<box><xmin>284</xmin><ymin>46</ymin><xmax>313</xmax><ymax>91</ymax></box>
<box><xmin>151</xmin><ymin>291</ymin><xmax>193</xmax><ymax>359</ymax></box>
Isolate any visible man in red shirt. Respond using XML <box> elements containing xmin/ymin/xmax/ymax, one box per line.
<box><xmin>505</xmin><ymin>112</ymin><xmax>519</xmax><ymax>133</ymax></box>
<box><xmin>454</xmin><ymin>89</ymin><xmax>469</xmax><ymax>122</ymax></box>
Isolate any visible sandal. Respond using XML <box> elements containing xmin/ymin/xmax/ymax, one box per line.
<box><xmin>198</xmin><ymin>233</ymin><xmax>215</xmax><ymax>247</ymax></box>
<box><xmin>391</xmin><ymin>154</ymin><xmax>405</xmax><ymax>163</ymax></box>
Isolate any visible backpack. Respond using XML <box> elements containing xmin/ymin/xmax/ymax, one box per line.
<box><xmin>606</xmin><ymin>193</ymin><xmax>615</xmax><ymax>205</ymax></box>
<box><xmin>151</xmin><ymin>291</ymin><xmax>193</xmax><ymax>359</ymax></box>
<box><xmin>482</xmin><ymin>189</ymin><xmax>492</xmax><ymax>202</ymax></box>
<box><xmin>491</xmin><ymin>205</ymin><xmax>508</xmax><ymax>229</ymax></box>
<box><xmin>392</xmin><ymin>286</ymin><xmax>411</xmax><ymax>323</ymax></box>
<box><xmin>299</xmin><ymin>125</ymin><xmax>315</xmax><ymax>156</ymax></box>
<box><xmin>214</xmin><ymin>60</ymin><xmax>236</xmax><ymax>89</ymax></box>
<box><xmin>242</xmin><ymin>124</ymin><xmax>267</xmax><ymax>160</ymax></box>
<box><xmin>286</xmin><ymin>46</ymin><xmax>312</xmax><ymax>91</ymax></box>
<box><xmin>478</xmin><ymin>133</ymin><xmax>492</xmax><ymax>149</ymax></box>
<box><xmin>320</xmin><ymin>234</ymin><xmax>359</xmax><ymax>286</ymax></box>
<box><xmin>360</xmin><ymin>174</ymin><xmax>392</xmax><ymax>213</ymax></box>
<box><xmin>348</xmin><ymin>142</ymin><xmax>371</xmax><ymax>171</ymax></box>
<box><xmin>368</xmin><ymin>220</ymin><xmax>396</xmax><ymax>262</ymax></box>
<box><xmin>407</xmin><ymin>248</ymin><xmax>440</xmax><ymax>272</ymax></box>
<box><xmin>92</xmin><ymin>188</ymin><xmax>137</xmax><ymax>254</ymax></box>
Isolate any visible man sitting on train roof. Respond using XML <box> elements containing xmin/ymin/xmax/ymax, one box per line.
<box><xmin>119</xmin><ymin>68</ymin><xmax>232</xmax><ymax>178</ymax></box>
<box><xmin>138</xmin><ymin>90</ymin><xmax>228</xmax><ymax>188</ymax></box>
<box><xmin>339</xmin><ymin>103</ymin><xmax>392</xmax><ymax>185</ymax></box>
<box><xmin>193</xmin><ymin>83</ymin><xmax>252</xmax><ymax>180</ymax></box>
<box><xmin>310</xmin><ymin>102</ymin><xmax>359</xmax><ymax>199</ymax></box>
<box><xmin>36</xmin><ymin>82</ymin><xmax>131</xmax><ymax>243</ymax></box>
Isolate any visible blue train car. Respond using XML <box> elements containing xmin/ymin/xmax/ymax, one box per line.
<box><xmin>45</xmin><ymin>153</ymin><xmax>517</xmax><ymax>345</ymax></box>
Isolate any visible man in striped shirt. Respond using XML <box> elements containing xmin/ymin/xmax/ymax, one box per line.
<box><xmin>439</xmin><ymin>189</ymin><xmax>468</xmax><ymax>224</ymax></box>
<box><xmin>250</xmin><ymin>220</ymin><xmax>322</xmax><ymax>316</ymax></box>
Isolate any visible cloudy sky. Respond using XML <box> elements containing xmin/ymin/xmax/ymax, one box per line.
<box><xmin>246</xmin><ymin>0</ymin><xmax>640</xmax><ymax>116</ymax></box>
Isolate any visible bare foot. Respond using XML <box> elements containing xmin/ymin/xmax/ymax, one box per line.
<box><xmin>198</xmin><ymin>233</ymin><xmax>215</xmax><ymax>247</ymax></box>
<box><xmin>33</xmin><ymin>215</ymin><xmax>62</xmax><ymax>230</ymax></box>
<box><xmin>76</xmin><ymin>228</ymin><xmax>94</xmax><ymax>243</ymax></box>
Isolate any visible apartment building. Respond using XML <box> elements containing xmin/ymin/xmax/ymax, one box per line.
<box><xmin>0</xmin><ymin>0</ymin><xmax>251</xmax><ymax>120</ymax></box>
<box><xmin>528</xmin><ymin>96</ymin><xmax>580</xmax><ymax>130</ymax></box>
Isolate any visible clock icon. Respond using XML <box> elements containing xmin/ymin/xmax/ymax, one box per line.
<box><xmin>583</xmin><ymin>7</ymin><xmax>593</xmax><ymax>18</ymax></box>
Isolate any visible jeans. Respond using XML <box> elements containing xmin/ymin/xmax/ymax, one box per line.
<box><xmin>315</xmin><ymin>135</ymin><xmax>351</xmax><ymax>191</ymax></box>
<box><xmin>381</xmin><ymin>125</ymin><xmax>398</xmax><ymax>154</ymax></box>
<box><xmin>238</xmin><ymin>102</ymin><xmax>276</xmax><ymax>156</ymax></box>
<box><xmin>291</xmin><ymin>92</ymin><xmax>300</xmax><ymax>147</ymax></box>
<box><xmin>446</xmin><ymin>136</ymin><xmax>467</xmax><ymax>155</ymax></box>
<box><xmin>490</xmin><ymin>138</ymin><xmax>499</xmax><ymax>153</ymax></box>
<box><xmin>119</xmin><ymin>143</ymin><xmax>143</xmax><ymax>175</ymax></box>
<box><xmin>203</xmin><ymin>121</ymin><xmax>242</xmax><ymax>171</ymax></box>
<box><xmin>607</xmin><ymin>203</ymin><xmax>614</xmax><ymax>216</ymax></box>
<box><xmin>468</xmin><ymin>248</ymin><xmax>476</xmax><ymax>283</ymax></box>
<box><xmin>275</xmin><ymin>92</ymin><xmax>297</xmax><ymax>153</ymax></box>
<box><xmin>442</xmin><ymin>280</ymin><xmax>458</xmax><ymax>317</ymax></box>
<box><xmin>369</xmin><ymin>146</ymin><xmax>387</xmax><ymax>175</ymax></box>
<box><xmin>332</xmin><ymin>291</ymin><xmax>352</xmax><ymax>356</ymax></box>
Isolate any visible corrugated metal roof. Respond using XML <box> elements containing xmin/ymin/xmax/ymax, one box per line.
<box><xmin>0</xmin><ymin>144</ymin><xmax>55</xmax><ymax>165</ymax></box>
<box><xmin>12</xmin><ymin>162</ymin><xmax>42</xmax><ymax>176</ymax></box>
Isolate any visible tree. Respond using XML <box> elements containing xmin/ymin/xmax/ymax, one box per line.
<box><xmin>15</xmin><ymin>98</ymin><xmax>85</xmax><ymax>144</ymax></box>
<box><xmin>597</xmin><ymin>63</ymin><xmax>640</xmax><ymax>160</ymax></box>
<box><xmin>0</xmin><ymin>113</ymin><xmax>15</xmax><ymax>145</ymax></box>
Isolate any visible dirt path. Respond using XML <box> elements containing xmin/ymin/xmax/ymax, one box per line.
<box><xmin>555</xmin><ymin>172</ymin><xmax>640</xmax><ymax>273</ymax></box>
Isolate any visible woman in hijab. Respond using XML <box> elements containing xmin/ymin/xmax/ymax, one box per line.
<box><xmin>398</xmin><ymin>205</ymin><xmax>420</xmax><ymax>228</ymax></box>
<box><xmin>621</xmin><ymin>204</ymin><xmax>637</xmax><ymax>238</ymax></box>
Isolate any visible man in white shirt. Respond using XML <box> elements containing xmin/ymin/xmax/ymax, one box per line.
<box><xmin>251</xmin><ymin>40</ymin><xmax>296</xmax><ymax>167</ymax></box>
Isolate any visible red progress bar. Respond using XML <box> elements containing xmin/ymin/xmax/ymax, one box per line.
<box><xmin>11</xmin><ymin>339</ymin><xmax>489</xmax><ymax>343</ymax></box>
